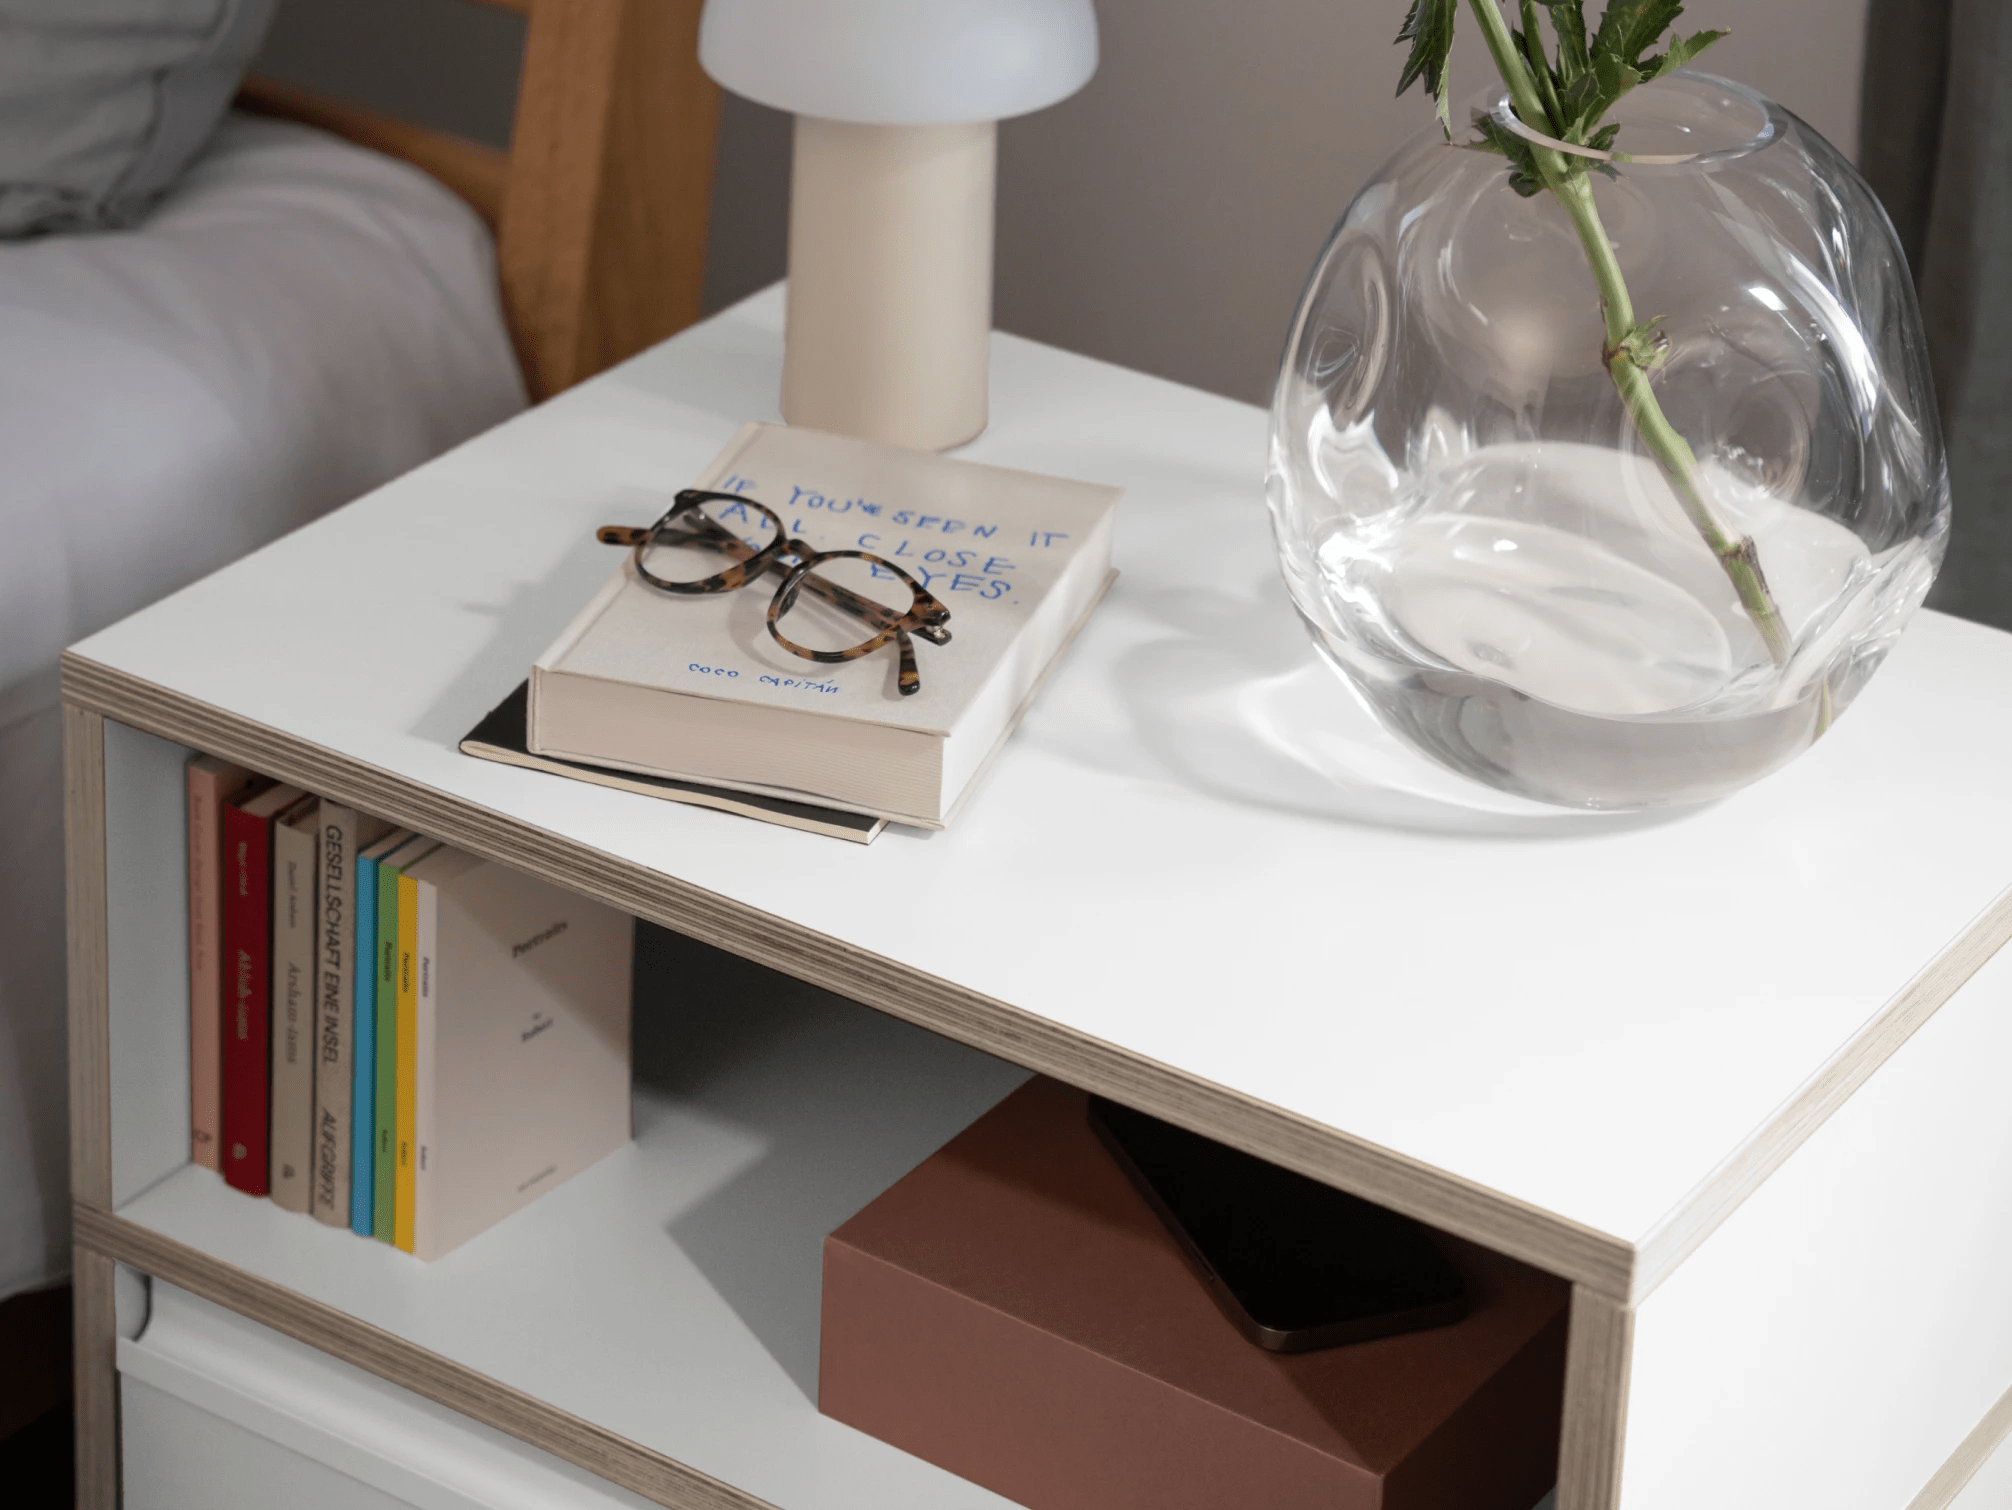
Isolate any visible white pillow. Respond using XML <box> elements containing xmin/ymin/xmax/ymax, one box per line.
<box><xmin>0</xmin><ymin>0</ymin><xmax>278</xmax><ymax>237</ymax></box>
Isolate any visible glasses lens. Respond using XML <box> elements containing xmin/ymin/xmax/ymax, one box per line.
<box><xmin>776</xmin><ymin>556</ymin><xmax>918</xmax><ymax>654</ymax></box>
<box><xmin>637</xmin><ymin>497</ymin><xmax>780</xmax><ymax>586</ymax></box>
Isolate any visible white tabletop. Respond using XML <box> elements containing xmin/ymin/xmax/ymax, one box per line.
<box><xmin>72</xmin><ymin>287</ymin><xmax>2012</xmax><ymax>1298</ymax></box>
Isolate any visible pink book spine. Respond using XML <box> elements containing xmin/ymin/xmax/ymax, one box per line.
<box><xmin>187</xmin><ymin>759</ymin><xmax>250</xmax><ymax>1171</ymax></box>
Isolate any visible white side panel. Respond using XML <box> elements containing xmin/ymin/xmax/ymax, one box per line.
<box><xmin>120</xmin><ymin>1283</ymin><xmax>660</xmax><ymax>1510</ymax></box>
<box><xmin>1621</xmin><ymin>942</ymin><xmax>2012</xmax><ymax>1509</ymax></box>
<box><xmin>124</xmin><ymin>1378</ymin><xmax>414</xmax><ymax>1510</ymax></box>
<box><xmin>104</xmin><ymin>718</ymin><xmax>196</xmax><ymax>1206</ymax></box>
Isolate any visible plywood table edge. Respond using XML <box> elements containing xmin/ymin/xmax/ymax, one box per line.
<box><xmin>1907</xmin><ymin>1383</ymin><xmax>2012</xmax><ymax>1510</ymax></box>
<box><xmin>1630</xmin><ymin>883</ymin><xmax>2012</xmax><ymax>1304</ymax></box>
<box><xmin>64</xmin><ymin>705</ymin><xmax>117</xmax><ymax>1510</ymax></box>
<box><xmin>72</xmin><ymin>1244</ymin><xmax>118</xmax><ymax>1510</ymax></box>
<box><xmin>66</xmin><ymin>703</ymin><xmax>112</xmax><ymax>1208</ymax></box>
<box><xmin>58</xmin><ymin>652</ymin><xmax>1637</xmax><ymax>1297</ymax></box>
<box><xmin>1557</xmin><ymin>1287</ymin><xmax>1633</xmax><ymax>1510</ymax></box>
<box><xmin>74</xmin><ymin>1204</ymin><xmax>777</xmax><ymax>1510</ymax></box>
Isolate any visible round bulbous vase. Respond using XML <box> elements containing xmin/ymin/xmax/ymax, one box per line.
<box><xmin>1267</xmin><ymin>72</ymin><xmax>1948</xmax><ymax>810</ymax></box>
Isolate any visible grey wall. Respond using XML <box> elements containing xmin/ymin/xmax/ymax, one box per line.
<box><xmin>254</xmin><ymin>0</ymin><xmax>1869</xmax><ymax>406</ymax></box>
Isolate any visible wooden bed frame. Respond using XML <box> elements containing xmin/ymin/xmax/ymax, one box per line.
<box><xmin>237</xmin><ymin>0</ymin><xmax>721</xmax><ymax>403</ymax></box>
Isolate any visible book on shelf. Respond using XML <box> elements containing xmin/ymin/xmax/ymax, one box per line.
<box><xmin>394</xmin><ymin>845</ymin><xmax>433</xmax><ymax>1253</ymax></box>
<box><xmin>268</xmin><ymin>800</ymin><xmax>321</xmax><ymax>1213</ymax></box>
<box><xmin>399</xmin><ymin>844</ymin><xmax>633</xmax><ymax>1261</ymax></box>
<box><xmin>185</xmin><ymin>756</ymin><xmax>255</xmax><ymax>1171</ymax></box>
<box><xmin>350</xmin><ymin>828</ymin><xmax>404</xmax><ymax>1235</ymax></box>
<box><xmin>192</xmin><ymin>768</ymin><xmax>635</xmax><ymax>1261</ymax></box>
<box><xmin>528</xmin><ymin>421</ymin><xmax>1122</xmax><ymax>828</ymax></box>
<box><xmin>313</xmin><ymin>806</ymin><xmax>393</xmax><ymax>1229</ymax></box>
<box><xmin>219</xmin><ymin>781</ymin><xmax>305</xmax><ymax>1196</ymax></box>
<box><xmin>371</xmin><ymin>830</ymin><xmax>425</xmax><ymax>1242</ymax></box>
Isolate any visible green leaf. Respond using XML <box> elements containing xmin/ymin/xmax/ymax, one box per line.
<box><xmin>1544</xmin><ymin>2</ymin><xmax>1728</xmax><ymax>146</ymax></box>
<box><xmin>1587</xmin><ymin>121</ymin><xmax>1622</xmax><ymax>153</ymax></box>
<box><xmin>1557</xmin><ymin>70</ymin><xmax>1602</xmax><ymax>135</ymax></box>
<box><xmin>1547</xmin><ymin>1</ymin><xmax>1592</xmax><ymax>81</ymax></box>
<box><xmin>1470</xmin><ymin>113</ymin><xmax>1548</xmax><ymax>197</ymax></box>
<box><xmin>1591</xmin><ymin>46</ymin><xmax>1637</xmax><ymax>110</ymax></box>
<box><xmin>1396</xmin><ymin>0</ymin><xmax>1459</xmax><ymax>131</ymax></box>
<box><xmin>1592</xmin><ymin>0</ymin><xmax>1687</xmax><ymax>68</ymax></box>
<box><xmin>1646</xmin><ymin>26</ymin><xmax>1728</xmax><ymax>78</ymax></box>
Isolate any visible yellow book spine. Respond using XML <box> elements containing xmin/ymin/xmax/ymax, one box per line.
<box><xmin>394</xmin><ymin>871</ymin><xmax>420</xmax><ymax>1252</ymax></box>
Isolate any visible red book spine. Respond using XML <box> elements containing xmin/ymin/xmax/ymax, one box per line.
<box><xmin>220</xmin><ymin>802</ymin><xmax>273</xmax><ymax>1195</ymax></box>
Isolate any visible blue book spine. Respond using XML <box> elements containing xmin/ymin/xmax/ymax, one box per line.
<box><xmin>349</xmin><ymin>853</ymin><xmax>379</xmax><ymax>1235</ymax></box>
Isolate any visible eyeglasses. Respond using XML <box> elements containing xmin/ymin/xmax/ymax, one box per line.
<box><xmin>597</xmin><ymin>490</ymin><xmax>952</xmax><ymax>696</ymax></box>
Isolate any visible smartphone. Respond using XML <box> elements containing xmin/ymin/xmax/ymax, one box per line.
<box><xmin>1088</xmin><ymin>1096</ymin><xmax>1467</xmax><ymax>1353</ymax></box>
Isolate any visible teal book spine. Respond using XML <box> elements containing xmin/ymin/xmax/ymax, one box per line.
<box><xmin>373</xmin><ymin>858</ymin><xmax>401</xmax><ymax>1243</ymax></box>
<box><xmin>349</xmin><ymin>853</ymin><xmax>379</xmax><ymax>1235</ymax></box>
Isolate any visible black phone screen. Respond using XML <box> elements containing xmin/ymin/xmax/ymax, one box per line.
<box><xmin>1088</xmin><ymin>1096</ymin><xmax>1467</xmax><ymax>1352</ymax></box>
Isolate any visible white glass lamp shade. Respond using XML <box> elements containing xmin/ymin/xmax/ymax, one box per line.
<box><xmin>699</xmin><ymin>0</ymin><xmax>1098</xmax><ymax>125</ymax></box>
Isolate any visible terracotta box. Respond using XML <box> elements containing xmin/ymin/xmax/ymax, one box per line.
<box><xmin>820</xmin><ymin>1080</ymin><xmax>1568</xmax><ymax>1510</ymax></box>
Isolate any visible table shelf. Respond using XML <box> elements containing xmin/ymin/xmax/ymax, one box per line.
<box><xmin>103</xmin><ymin>923</ymin><xmax>1032</xmax><ymax>1510</ymax></box>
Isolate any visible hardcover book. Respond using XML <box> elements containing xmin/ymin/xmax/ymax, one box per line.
<box><xmin>462</xmin><ymin>682</ymin><xmax>886</xmax><ymax>844</ymax></box>
<box><xmin>400</xmin><ymin>845</ymin><xmax>634</xmax><ymax>1261</ymax></box>
<box><xmin>186</xmin><ymin>758</ymin><xmax>256</xmax><ymax>1171</ymax></box>
<box><xmin>268</xmin><ymin>800</ymin><xmax>321</xmax><ymax>1213</ymax></box>
<box><xmin>219</xmin><ymin>782</ymin><xmax>306</xmax><ymax>1196</ymax></box>
<box><xmin>529</xmin><ymin>422</ymin><xmax>1121</xmax><ymax>827</ymax></box>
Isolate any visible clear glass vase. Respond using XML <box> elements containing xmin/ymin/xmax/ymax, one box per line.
<box><xmin>1267</xmin><ymin>72</ymin><xmax>1948</xmax><ymax>810</ymax></box>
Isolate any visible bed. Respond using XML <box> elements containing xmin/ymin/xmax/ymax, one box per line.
<box><xmin>0</xmin><ymin>0</ymin><xmax>720</xmax><ymax>1316</ymax></box>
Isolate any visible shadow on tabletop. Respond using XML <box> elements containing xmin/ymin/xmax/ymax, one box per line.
<box><xmin>404</xmin><ymin>493</ymin><xmax>657</xmax><ymax>750</ymax></box>
<box><xmin>1060</xmin><ymin>569</ymin><xmax>1701</xmax><ymax>840</ymax></box>
<box><xmin>631</xmin><ymin>925</ymin><xmax>1028</xmax><ymax>1403</ymax></box>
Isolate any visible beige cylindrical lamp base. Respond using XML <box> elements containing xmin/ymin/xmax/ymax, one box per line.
<box><xmin>782</xmin><ymin>116</ymin><xmax>996</xmax><ymax>452</ymax></box>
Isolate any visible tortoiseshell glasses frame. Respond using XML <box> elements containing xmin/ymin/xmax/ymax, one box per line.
<box><xmin>597</xmin><ymin>489</ymin><xmax>952</xmax><ymax>696</ymax></box>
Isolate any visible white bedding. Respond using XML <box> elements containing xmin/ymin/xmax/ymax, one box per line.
<box><xmin>0</xmin><ymin>114</ymin><xmax>527</xmax><ymax>1300</ymax></box>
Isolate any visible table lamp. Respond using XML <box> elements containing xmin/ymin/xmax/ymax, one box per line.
<box><xmin>700</xmin><ymin>0</ymin><xmax>1099</xmax><ymax>451</ymax></box>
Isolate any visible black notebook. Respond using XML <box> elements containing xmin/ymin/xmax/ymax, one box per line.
<box><xmin>1089</xmin><ymin>1096</ymin><xmax>1467</xmax><ymax>1352</ymax></box>
<box><xmin>459</xmin><ymin>682</ymin><xmax>887</xmax><ymax>844</ymax></box>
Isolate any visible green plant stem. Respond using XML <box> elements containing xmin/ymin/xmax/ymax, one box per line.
<box><xmin>1465</xmin><ymin>0</ymin><xmax>1795</xmax><ymax>670</ymax></box>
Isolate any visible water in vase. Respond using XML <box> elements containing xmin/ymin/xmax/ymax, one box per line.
<box><xmin>1272</xmin><ymin>437</ymin><xmax>1937</xmax><ymax>809</ymax></box>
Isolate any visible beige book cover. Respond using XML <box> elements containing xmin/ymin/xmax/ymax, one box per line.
<box><xmin>401</xmin><ymin>846</ymin><xmax>633</xmax><ymax>1262</ymax></box>
<box><xmin>529</xmin><ymin>422</ymin><xmax>1121</xmax><ymax>826</ymax></box>
<box><xmin>268</xmin><ymin>797</ymin><xmax>320</xmax><ymax>1214</ymax></box>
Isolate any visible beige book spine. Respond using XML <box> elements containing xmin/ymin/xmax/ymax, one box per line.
<box><xmin>268</xmin><ymin>807</ymin><xmax>319</xmax><ymax>1213</ymax></box>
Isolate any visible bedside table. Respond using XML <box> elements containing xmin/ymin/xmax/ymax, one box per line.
<box><xmin>64</xmin><ymin>287</ymin><xmax>2012</xmax><ymax>1510</ymax></box>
